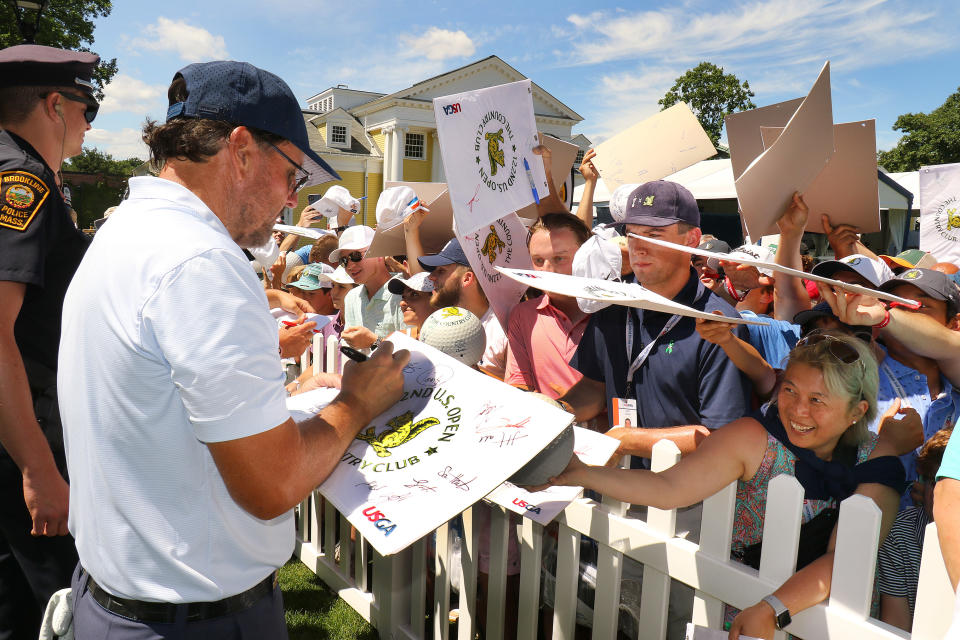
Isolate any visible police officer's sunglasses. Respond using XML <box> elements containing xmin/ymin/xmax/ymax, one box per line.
<box><xmin>54</xmin><ymin>92</ymin><xmax>100</xmax><ymax>124</ymax></box>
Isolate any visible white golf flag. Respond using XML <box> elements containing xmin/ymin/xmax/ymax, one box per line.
<box><xmin>919</xmin><ymin>162</ymin><xmax>960</xmax><ymax>263</ymax></box>
<box><xmin>433</xmin><ymin>79</ymin><xmax>547</xmax><ymax>235</ymax></box>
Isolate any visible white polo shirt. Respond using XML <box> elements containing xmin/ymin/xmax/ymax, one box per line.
<box><xmin>479</xmin><ymin>307</ymin><xmax>507</xmax><ymax>380</ymax></box>
<box><xmin>59</xmin><ymin>177</ymin><xmax>293</xmax><ymax>602</ymax></box>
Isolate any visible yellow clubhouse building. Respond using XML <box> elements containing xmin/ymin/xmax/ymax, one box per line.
<box><xmin>294</xmin><ymin>55</ymin><xmax>590</xmax><ymax>224</ymax></box>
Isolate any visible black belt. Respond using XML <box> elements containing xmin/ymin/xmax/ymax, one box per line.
<box><xmin>86</xmin><ymin>571</ymin><xmax>278</xmax><ymax>624</ymax></box>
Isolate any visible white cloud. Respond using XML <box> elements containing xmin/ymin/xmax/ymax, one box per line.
<box><xmin>562</xmin><ymin>0</ymin><xmax>958</xmax><ymax>143</ymax></box>
<box><xmin>129</xmin><ymin>17</ymin><xmax>228</xmax><ymax>62</ymax></box>
<box><xmin>400</xmin><ymin>27</ymin><xmax>475</xmax><ymax>61</ymax></box>
<box><xmin>85</xmin><ymin>128</ymin><xmax>148</xmax><ymax>161</ymax></box>
<box><xmin>99</xmin><ymin>74</ymin><xmax>166</xmax><ymax>116</ymax></box>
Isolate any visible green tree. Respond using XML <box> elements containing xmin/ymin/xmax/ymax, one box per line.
<box><xmin>63</xmin><ymin>147</ymin><xmax>143</xmax><ymax>176</ymax></box>
<box><xmin>659</xmin><ymin>62</ymin><xmax>756</xmax><ymax>146</ymax></box>
<box><xmin>0</xmin><ymin>0</ymin><xmax>117</xmax><ymax>98</ymax></box>
<box><xmin>878</xmin><ymin>88</ymin><xmax>960</xmax><ymax>172</ymax></box>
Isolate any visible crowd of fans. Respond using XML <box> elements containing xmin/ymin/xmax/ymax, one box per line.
<box><xmin>252</xmin><ymin>143</ymin><xmax>960</xmax><ymax>637</ymax></box>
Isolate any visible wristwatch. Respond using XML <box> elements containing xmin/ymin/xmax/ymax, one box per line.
<box><xmin>762</xmin><ymin>594</ymin><xmax>792</xmax><ymax>630</ymax></box>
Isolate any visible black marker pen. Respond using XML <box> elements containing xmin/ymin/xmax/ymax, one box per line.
<box><xmin>340</xmin><ymin>345</ymin><xmax>368</xmax><ymax>362</ymax></box>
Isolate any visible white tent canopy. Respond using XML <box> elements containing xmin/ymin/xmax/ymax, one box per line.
<box><xmin>574</xmin><ymin>159</ymin><xmax>917</xmax><ymax>211</ymax></box>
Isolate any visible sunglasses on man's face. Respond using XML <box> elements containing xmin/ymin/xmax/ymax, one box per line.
<box><xmin>339</xmin><ymin>251</ymin><xmax>364</xmax><ymax>266</ymax></box>
<box><xmin>50</xmin><ymin>91</ymin><xmax>100</xmax><ymax>124</ymax></box>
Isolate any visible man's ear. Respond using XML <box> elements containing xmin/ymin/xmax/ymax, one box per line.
<box><xmin>461</xmin><ymin>268</ymin><xmax>477</xmax><ymax>288</ymax></box>
<box><xmin>227</xmin><ymin>126</ymin><xmax>257</xmax><ymax>174</ymax></box>
<box><xmin>948</xmin><ymin>312</ymin><xmax>960</xmax><ymax>331</ymax></box>
<box><xmin>685</xmin><ymin>227</ymin><xmax>702</xmax><ymax>248</ymax></box>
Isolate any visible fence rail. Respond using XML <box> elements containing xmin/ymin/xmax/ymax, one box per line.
<box><xmin>293</xmin><ymin>334</ymin><xmax>956</xmax><ymax>639</ymax></box>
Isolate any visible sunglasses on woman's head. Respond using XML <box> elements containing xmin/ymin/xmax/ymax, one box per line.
<box><xmin>339</xmin><ymin>251</ymin><xmax>364</xmax><ymax>266</ymax></box>
<box><xmin>795</xmin><ymin>331</ymin><xmax>860</xmax><ymax>365</ymax></box>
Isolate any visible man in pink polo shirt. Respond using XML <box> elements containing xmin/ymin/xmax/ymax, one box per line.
<box><xmin>505</xmin><ymin>212</ymin><xmax>591</xmax><ymax>399</ymax></box>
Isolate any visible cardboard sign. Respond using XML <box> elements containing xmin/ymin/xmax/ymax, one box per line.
<box><xmin>314</xmin><ymin>332</ymin><xmax>573</xmax><ymax>555</ymax></box>
<box><xmin>433</xmin><ymin>79</ymin><xmax>548</xmax><ymax>235</ymax></box>
<box><xmin>495</xmin><ymin>267</ymin><xmax>765</xmax><ymax>325</ymax></box>
<box><xmin>734</xmin><ymin>62</ymin><xmax>835</xmax><ymax>238</ymax></box>
<box><xmin>919</xmin><ymin>162</ymin><xmax>960</xmax><ymax>263</ymax></box>
<box><xmin>515</xmin><ymin>134</ymin><xmax>581</xmax><ymax>218</ymax></box>
<box><xmin>628</xmin><ymin>233</ymin><xmax>919</xmax><ymax>306</ymax></box>
<box><xmin>591</xmin><ymin>102</ymin><xmax>716</xmax><ymax>191</ymax></box>
<box><xmin>485</xmin><ymin>427</ymin><xmax>620</xmax><ymax>525</ymax></box>
<box><xmin>725</xmin><ymin>97</ymin><xmax>805</xmax><ymax>180</ymax></box>
<box><xmin>459</xmin><ymin>212</ymin><xmax>534</xmax><ymax>329</ymax></box>
<box><xmin>759</xmin><ymin>120</ymin><xmax>880</xmax><ymax>234</ymax></box>
<box><xmin>366</xmin><ymin>182</ymin><xmax>455</xmax><ymax>259</ymax></box>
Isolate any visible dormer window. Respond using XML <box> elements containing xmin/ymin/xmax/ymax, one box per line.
<box><xmin>327</xmin><ymin>122</ymin><xmax>350</xmax><ymax>149</ymax></box>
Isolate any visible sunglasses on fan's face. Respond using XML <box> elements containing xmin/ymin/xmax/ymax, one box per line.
<box><xmin>339</xmin><ymin>251</ymin><xmax>364</xmax><ymax>266</ymax></box>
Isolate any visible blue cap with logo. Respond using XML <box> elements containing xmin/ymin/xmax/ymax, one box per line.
<box><xmin>165</xmin><ymin>61</ymin><xmax>340</xmax><ymax>184</ymax></box>
<box><xmin>418</xmin><ymin>238</ymin><xmax>469</xmax><ymax>271</ymax></box>
<box><xmin>620</xmin><ymin>180</ymin><xmax>700</xmax><ymax>228</ymax></box>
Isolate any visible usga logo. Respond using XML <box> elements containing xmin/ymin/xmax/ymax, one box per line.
<box><xmin>362</xmin><ymin>506</ymin><xmax>397</xmax><ymax>536</ymax></box>
<box><xmin>442</xmin><ymin>103</ymin><xmax>461</xmax><ymax>116</ymax></box>
<box><xmin>512</xmin><ymin>498</ymin><xmax>542</xmax><ymax>515</ymax></box>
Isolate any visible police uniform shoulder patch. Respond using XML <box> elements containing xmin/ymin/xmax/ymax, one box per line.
<box><xmin>0</xmin><ymin>171</ymin><xmax>50</xmax><ymax>232</ymax></box>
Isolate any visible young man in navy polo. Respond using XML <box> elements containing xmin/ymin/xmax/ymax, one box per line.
<box><xmin>559</xmin><ymin>180</ymin><xmax>750</xmax><ymax>463</ymax></box>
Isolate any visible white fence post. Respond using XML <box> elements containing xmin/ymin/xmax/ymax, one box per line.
<box><xmin>829</xmin><ymin>494</ymin><xmax>882</xmax><ymax>619</ymax></box>
<box><xmin>911</xmin><ymin>522</ymin><xmax>955</xmax><ymax>640</ymax></box>
<box><xmin>458</xmin><ymin>506</ymin><xmax>479</xmax><ymax>640</ymax></box>
<box><xmin>691</xmin><ymin>481</ymin><xmax>735</xmax><ymax>629</ymax></box>
<box><xmin>637</xmin><ymin>439</ymin><xmax>682</xmax><ymax>639</ymax></box>
<box><xmin>592</xmin><ymin>494</ymin><xmax>629</xmax><ymax>639</ymax></box>
<box><xmin>434</xmin><ymin>522</ymin><xmax>453</xmax><ymax>640</ymax></box>
<box><xmin>485</xmin><ymin>504</ymin><xmax>511</xmax><ymax>640</ymax></box>
<box><xmin>517</xmin><ymin>518</ymin><xmax>543</xmax><ymax>639</ymax></box>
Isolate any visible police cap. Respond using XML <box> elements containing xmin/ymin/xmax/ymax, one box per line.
<box><xmin>0</xmin><ymin>44</ymin><xmax>99</xmax><ymax>94</ymax></box>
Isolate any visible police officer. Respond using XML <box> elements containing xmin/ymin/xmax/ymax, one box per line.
<box><xmin>0</xmin><ymin>44</ymin><xmax>99</xmax><ymax>638</ymax></box>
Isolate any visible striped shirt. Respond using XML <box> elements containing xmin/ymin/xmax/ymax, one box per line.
<box><xmin>877</xmin><ymin>506</ymin><xmax>929</xmax><ymax>616</ymax></box>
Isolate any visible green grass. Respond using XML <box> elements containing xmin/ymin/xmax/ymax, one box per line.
<box><xmin>280</xmin><ymin>557</ymin><xmax>378</xmax><ymax>640</ymax></box>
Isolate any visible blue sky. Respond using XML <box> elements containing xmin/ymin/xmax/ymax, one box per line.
<box><xmin>80</xmin><ymin>0</ymin><xmax>959</xmax><ymax>161</ymax></box>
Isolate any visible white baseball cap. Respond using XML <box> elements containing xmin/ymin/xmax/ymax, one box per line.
<box><xmin>387</xmin><ymin>271</ymin><xmax>435</xmax><ymax>295</ymax></box>
<box><xmin>315</xmin><ymin>185</ymin><xmax>361</xmax><ymax>218</ymax></box>
<box><xmin>376</xmin><ymin>186</ymin><xmax>422</xmax><ymax>230</ymax></box>
<box><xmin>728</xmin><ymin>243</ymin><xmax>776</xmax><ymax>277</ymax></box>
<box><xmin>328</xmin><ymin>225</ymin><xmax>375</xmax><ymax>262</ymax></box>
<box><xmin>812</xmin><ymin>253</ymin><xmax>894</xmax><ymax>288</ymax></box>
<box><xmin>609</xmin><ymin>183</ymin><xmax>641</xmax><ymax>223</ymax></box>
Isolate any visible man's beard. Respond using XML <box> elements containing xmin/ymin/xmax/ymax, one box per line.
<box><xmin>430</xmin><ymin>277</ymin><xmax>461</xmax><ymax>309</ymax></box>
<box><xmin>234</xmin><ymin>204</ymin><xmax>280</xmax><ymax>248</ymax></box>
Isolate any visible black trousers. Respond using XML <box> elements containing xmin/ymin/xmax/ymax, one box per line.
<box><xmin>0</xmin><ymin>453</ymin><xmax>78</xmax><ymax>640</ymax></box>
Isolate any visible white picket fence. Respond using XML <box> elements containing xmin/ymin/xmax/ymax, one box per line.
<box><xmin>294</xmin><ymin>334</ymin><xmax>957</xmax><ymax>639</ymax></box>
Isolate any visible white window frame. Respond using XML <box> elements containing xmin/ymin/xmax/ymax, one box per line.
<box><xmin>404</xmin><ymin>132</ymin><xmax>426</xmax><ymax>160</ymax></box>
<box><xmin>327</xmin><ymin>121</ymin><xmax>351</xmax><ymax>149</ymax></box>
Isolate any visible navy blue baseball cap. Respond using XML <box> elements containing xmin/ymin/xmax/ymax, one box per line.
<box><xmin>165</xmin><ymin>61</ymin><xmax>340</xmax><ymax>185</ymax></box>
<box><xmin>620</xmin><ymin>180</ymin><xmax>700</xmax><ymax>228</ymax></box>
<box><xmin>418</xmin><ymin>238</ymin><xmax>469</xmax><ymax>271</ymax></box>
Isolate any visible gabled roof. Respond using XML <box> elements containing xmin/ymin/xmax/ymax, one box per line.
<box><xmin>301</xmin><ymin>111</ymin><xmax>374</xmax><ymax>157</ymax></box>
<box><xmin>349</xmin><ymin>55</ymin><xmax>582</xmax><ymax>122</ymax></box>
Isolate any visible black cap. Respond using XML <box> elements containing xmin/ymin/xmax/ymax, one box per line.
<box><xmin>0</xmin><ymin>45</ymin><xmax>99</xmax><ymax>94</ymax></box>
<box><xmin>620</xmin><ymin>180</ymin><xmax>700</xmax><ymax>228</ymax></box>
<box><xmin>418</xmin><ymin>238</ymin><xmax>469</xmax><ymax>271</ymax></box>
<box><xmin>881</xmin><ymin>268</ymin><xmax>960</xmax><ymax>316</ymax></box>
<box><xmin>698</xmin><ymin>238</ymin><xmax>731</xmax><ymax>253</ymax></box>
<box><xmin>793</xmin><ymin>301</ymin><xmax>836</xmax><ymax>327</ymax></box>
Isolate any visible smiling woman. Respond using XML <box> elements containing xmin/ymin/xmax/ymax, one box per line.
<box><xmin>549</xmin><ymin>330</ymin><xmax>908</xmax><ymax>639</ymax></box>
